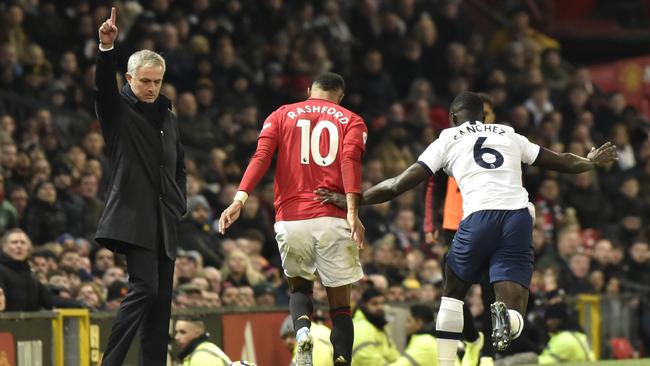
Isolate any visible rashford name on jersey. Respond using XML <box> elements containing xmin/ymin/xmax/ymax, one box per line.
<box><xmin>452</xmin><ymin>123</ymin><xmax>507</xmax><ymax>140</ymax></box>
<box><xmin>286</xmin><ymin>104</ymin><xmax>351</xmax><ymax>124</ymax></box>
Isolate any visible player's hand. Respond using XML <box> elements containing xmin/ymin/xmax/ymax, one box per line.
<box><xmin>587</xmin><ymin>142</ymin><xmax>618</xmax><ymax>167</ymax></box>
<box><xmin>347</xmin><ymin>212</ymin><xmax>365</xmax><ymax>249</ymax></box>
<box><xmin>218</xmin><ymin>201</ymin><xmax>242</xmax><ymax>234</ymax></box>
<box><xmin>98</xmin><ymin>7</ymin><xmax>118</xmax><ymax>47</ymax></box>
<box><xmin>424</xmin><ymin>229</ymin><xmax>439</xmax><ymax>245</ymax></box>
<box><xmin>314</xmin><ymin>188</ymin><xmax>347</xmax><ymax>209</ymax></box>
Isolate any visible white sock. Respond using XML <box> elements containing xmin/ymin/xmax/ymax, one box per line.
<box><xmin>296</xmin><ymin>326</ymin><xmax>310</xmax><ymax>343</ymax></box>
<box><xmin>508</xmin><ymin>309</ymin><xmax>524</xmax><ymax>339</ymax></box>
<box><xmin>436</xmin><ymin>297</ymin><xmax>464</xmax><ymax>366</ymax></box>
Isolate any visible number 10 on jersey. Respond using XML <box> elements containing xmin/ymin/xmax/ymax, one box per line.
<box><xmin>297</xmin><ymin>119</ymin><xmax>339</xmax><ymax>166</ymax></box>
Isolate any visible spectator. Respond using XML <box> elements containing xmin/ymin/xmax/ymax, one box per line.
<box><xmin>538</xmin><ymin>302</ymin><xmax>595</xmax><ymax>363</ymax></box>
<box><xmin>0</xmin><ymin>175</ymin><xmax>17</xmax><ymax>236</ymax></box>
<box><xmin>105</xmin><ymin>280</ymin><xmax>128</xmax><ymax>311</ymax></box>
<box><xmin>176</xmin><ymin>251</ymin><xmax>201</xmax><ymax>285</ymax></box>
<box><xmin>78</xmin><ymin>173</ymin><xmax>103</xmax><ymax>239</ymax></box>
<box><xmin>178</xmin><ymin>195</ymin><xmax>224</xmax><ymax>268</ymax></box>
<box><xmin>102</xmin><ymin>266</ymin><xmax>126</xmax><ymax>288</ymax></box>
<box><xmin>77</xmin><ymin>282</ymin><xmax>104</xmax><ymax>311</ymax></box>
<box><xmin>564</xmin><ymin>171</ymin><xmax>611</xmax><ymax>229</ymax></box>
<box><xmin>348</xmin><ymin>49</ymin><xmax>397</xmax><ymax>120</ymax></box>
<box><xmin>488</xmin><ymin>8</ymin><xmax>559</xmax><ymax>58</ymax></box>
<box><xmin>388</xmin><ymin>304</ymin><xmax>439</xmax><ymax>366</ymax></box>
<box><xmin>174</xmin><ymin>318</ymin><xmax>231</xmax><ymax>365</ymax></box>
<box><xmin>221</xmin><ymin>249</ymin><xmax>264</xmax><ymax>288</ymax></box>
<box><xmin>30</xmin><ymin>248</ymin><xmax>57</xmax><ymax>278</ymax></box>
<box><xmin>236</xmin><ymin>286</ymin><xmax>255</xmax><ymax>307</ymax></box>
<box><xmin>92</xmin><ymin>248</ymin><xmax>115</xmax><ymax>276</ymax></box>
<box><xmin>351</xmin><ymin>288</ymin><xmax>399</xmax><ymax>366</ymax></box>
<box><xmin>22</xmin><ymin>181</ymin><xmax>67</xmax><ymax>245</ymax></box>
<box><xmin>220</xmin><ymin>286</ymin><xmax>239</xmax><ymax>307</ymax></box>
<box><xmin>623</xmin><ymin>241</ymin><xmax>650</xmax><ymax>286</ymax></box>
<box><xmin>0</xmin><ymin>228</ymin><xmax>53</xmax><ymax>311</ymax></box>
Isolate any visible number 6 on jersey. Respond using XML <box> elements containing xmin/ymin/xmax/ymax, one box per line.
<box><xmin>297</xmin><ymin>119</ymin><xmax>339</xmax><ymax>166</ymax></box>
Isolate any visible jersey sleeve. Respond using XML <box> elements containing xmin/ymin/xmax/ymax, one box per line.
<box><xmin>417</xmin><ymin>136</ymin><xmax>445</xmax><ymax>175</ymax></box>
<box><xmin>341</xmin><ymin>116</ymin><xmax>367</xmax><ymax>194</ymax></box>
<box><xmin>238</xmin><ymin>111</ymin><xmax>280</xmax><ymax>193</ymax></box>
<box><xmin>343</xmin><ymin>115</ymin><xmax>368</xmax><ymax>152</ymax></box>
<box><xmin>516</xmin><ymin>133</ymin><xmax>542</xmax><ymax>165</ymax></box>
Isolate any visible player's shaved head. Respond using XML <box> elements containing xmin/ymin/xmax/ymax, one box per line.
<box><xmin>449</xmin><ymin>91</ymin><xmax>485</xmax><ymax>125</ymax></box>
<box><xmin>312</xmin><ymin>72</ymin><xmax>345</xmax><ymax>93</ymax></box>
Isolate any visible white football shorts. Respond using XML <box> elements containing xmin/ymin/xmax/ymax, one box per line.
<box><xmin>274</xmin><ymin>216</ymin><xmax>364</xmax><ymax>287</ymax></box>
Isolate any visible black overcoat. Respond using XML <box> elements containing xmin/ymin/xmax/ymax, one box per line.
<box><xmin>94</xmin><ymin>49</ymin><xmax>186</xmax><ymax>259</ymax></box>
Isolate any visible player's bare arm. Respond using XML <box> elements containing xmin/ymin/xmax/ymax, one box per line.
<box><xmin>346</xmin><ymin>192</ymin><xmax>365</xmax><ymax>248</ymax></box>
<box><xmin>316</xmin><ymin>162</ymin><xmax>430</xmax><ymax>209</ymax></box>
<box><xmin>535</xmin><ymin>141</ymin><xmax>618</xmax><ymax>173</ymax></box>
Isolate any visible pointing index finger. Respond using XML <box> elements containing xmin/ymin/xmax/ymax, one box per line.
<box><xmin>110</xmin><ymin>7</ymin><xmax>116</xmax><ymax>24</ymax></box>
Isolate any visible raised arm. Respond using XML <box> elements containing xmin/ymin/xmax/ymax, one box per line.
<box><xmin>95</xmin><ymin>7</ymin><xmax>120</xmax><ymax>125</ymax></box>
<box><xmin>535</xmin><ymin>142</ymin><xmax>618</xmax><ymax>173</ymax></box>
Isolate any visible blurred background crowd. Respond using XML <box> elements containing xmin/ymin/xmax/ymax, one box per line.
<box><xmin>0</xmin><ymin>0</ymin><xmax>649</xmax><ymax>361</ymax></box>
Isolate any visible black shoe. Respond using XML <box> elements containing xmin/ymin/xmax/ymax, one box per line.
<box><xmin>491</xmin><ymin>302</ymin><xmax>511</xmax><ymax>352</ymax></box>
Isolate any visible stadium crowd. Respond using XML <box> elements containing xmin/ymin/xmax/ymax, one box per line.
<box><xmin>0</xmin><ymin>0</ymin><xmax>649</xmax><ymax>360</ymax></box>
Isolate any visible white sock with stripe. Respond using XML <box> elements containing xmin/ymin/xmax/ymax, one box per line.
<box><xmin>436</xmin><ymin>297</ymin><xmax>464</xmax><ymax>366</ymax></box>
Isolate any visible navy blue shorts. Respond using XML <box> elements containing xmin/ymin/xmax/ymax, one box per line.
<box><xmin>447</xmin><ymin>207</ymin><xmax>534</xmax><ymax>288</ymax></box>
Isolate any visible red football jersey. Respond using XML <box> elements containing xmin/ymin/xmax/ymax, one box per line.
<box><xmin>239</xmin><ymin>98</ymin><xmax>367</xmax><ymax>221</ymax></box>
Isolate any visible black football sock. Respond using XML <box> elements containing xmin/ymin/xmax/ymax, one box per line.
<box><xmin>290</xmin><ymin>290</ymin><xmax>313</xmax><ymax>332</ymax></box>
<box><xmin>461</xmin><ymin>303</ymin><xmax>480</xmax><ymax>343</ymax></box>
<box><xmin>330</xmin><ymin>307</ymin><xmax>353</xmax><ymax>365</ymax></box>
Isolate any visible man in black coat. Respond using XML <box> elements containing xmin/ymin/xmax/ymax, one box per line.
<box><xmin>0</xmin><ymin>228</ymin><xmax>53</xmax><ymax>311</ymax></box>
<box><xmin>95</xmin><ymin>8</ymin><xmax>187</xmax><ymax>366</ymax></box>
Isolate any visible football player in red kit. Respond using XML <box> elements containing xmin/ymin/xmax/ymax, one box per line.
<box><xmin>219</xmin><ymin>72</ymin><xmax>367</xmax><ymax>366</ymax></box>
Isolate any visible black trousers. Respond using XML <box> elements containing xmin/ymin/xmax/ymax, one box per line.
<box><xmin>101</xmin><ymin>244</ymin><xmax>175</xmax><ymax>366</ymax></box>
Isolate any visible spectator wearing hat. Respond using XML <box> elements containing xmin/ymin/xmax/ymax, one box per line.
<box><xmin>105</xmin><ymin>280</ymin><xmax>128</xmax><ymax>311</ymax></box>
<box><xmin>351</xmin><ymin>288</ymin><xmax>399</xmax><ymax>366</ymax></box>
<box><xmin>175</xmin><ymin>282</ymin><xmax>204</xmax><ymax>308</ymax></box>
<box><xmin>176</xmin><ymin>250</ymin><xmax>201</xmax><ymax>285</ymax></box>
<box><xmin>174</xmin><ymin>318</ymin><xmax>231</xmax><ymax>366</ymax></box>
<box><xmin>252</xmin><ymin>282</ymin><xmax>276</xmax><ymax>306</ymax></box>
<box><xmin>178</xmin><ymin>195</ymin><xmax>224</xmax><ymax>268</ymax></box>
<box><xmin>538</xmin><ymin>302</ymin><xmax>595</xmax><ymax>363</ymax></box>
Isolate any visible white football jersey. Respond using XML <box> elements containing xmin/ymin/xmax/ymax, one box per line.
<box><xmin>417</xmin><ymin>121</ymin><xmax>541</xmax><ymax>218</ymax></box>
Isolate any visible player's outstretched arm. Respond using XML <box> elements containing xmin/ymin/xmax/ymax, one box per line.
<box><xmin>362</xmin><ymin>162</ymin><xmax>430</xmax><ymax>204</ymax></box>
<box><xmin>316</xmin><ymin>162</ymin><xmax>430</xmax><ymax>208</ymax></box>
<box><xmin>535</xmin><ymin>142</ymin><xmax>618</xmax><ymax>173</ymax></box>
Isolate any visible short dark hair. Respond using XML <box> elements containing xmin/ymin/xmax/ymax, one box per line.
<box><xmin>410</xmin><ymin>304</ymin><xmax>434</xmax><ymax>324</ymax></box>
<box><xmin>450</xmin><ymin>91</ymin><xmax>484</xmax><ymax>117</ymax></box>
<box><xmin>312</xmin><ymin>72</ymin><xmax>345</xmax><ymax>92</ymax></box>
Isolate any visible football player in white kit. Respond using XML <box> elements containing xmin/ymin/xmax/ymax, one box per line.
<box><xmin>316</xmin><ymin>91</ymin><xmax>618</xmax><ymax>366</ymax></box>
